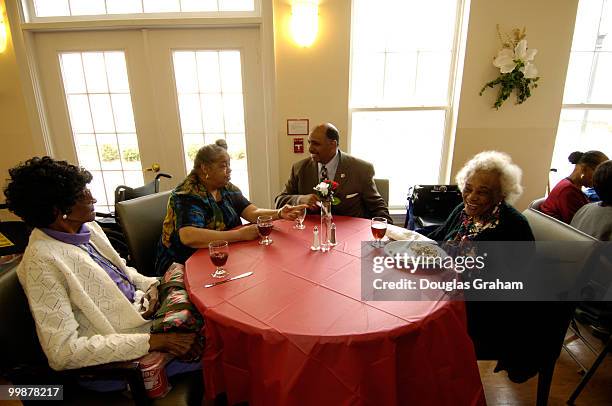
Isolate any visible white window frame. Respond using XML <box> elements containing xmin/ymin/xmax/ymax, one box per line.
<box><xmin>552</xmin><ymin>0</ymin><xmax>612</xmax><ymax>184</ymax></box>
<box><xmin>347</xmin><ymin>0</ymin><xmax>467</xmax><ymax>210</ymax></box>
<box><xmin>20</xmin><ymin>0</ymin><xmax>261</xmax><ymax>23</ymax></box>
<box><xmin>6</xmin><ymin>0</ymin><xmax>279</xmax><ymax>207</ymax></box>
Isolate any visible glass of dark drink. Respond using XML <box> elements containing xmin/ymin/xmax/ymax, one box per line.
<box><xmin>257</xmin><ymin>215</ymin><xmax>274</xmax><ymax>245</ymax></box>
<box><xmin>371</xmin><ymin>217</ymin><xmax>388</xmax><ymax>248</ymax></box>
<box><xmin>209</xmin><ymin>240</ymin><xmax>229</xmax><ymax>278</ymax></box>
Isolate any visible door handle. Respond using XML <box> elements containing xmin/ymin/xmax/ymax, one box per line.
<box><xmin>146</xmin><ymin>163</ymin><xmax>161</xmax><ymax>173</ymax></box>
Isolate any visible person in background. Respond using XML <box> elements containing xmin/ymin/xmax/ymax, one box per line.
<box><xmin>571</xmin><ymin>160</ymin><xmax>612</xmax><ymax>241</ymax></box>
<box><xmin>155</xmin><ymin>139</ymin><xmax>306</xmax><ymax>275</ymax></box>
<box><xmin>540</xmin><ymin>150</ymin><xmax>608</xmax><ymax>224</ymax></box>
<box><xmin>4</xmin><ymin>157</ymin><xmax>201</xmax><ymax>375</ymax></box>
<box><xmin>275</xmin><ymin>122</ymin><xmax>392</xmax><ymax>223</ymax></box>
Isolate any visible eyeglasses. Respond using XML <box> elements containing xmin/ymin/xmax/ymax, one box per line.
<box><xmin>76</xmin><ymin>188</ymin><xmax>96</xmax><ymax>204</ymax></box>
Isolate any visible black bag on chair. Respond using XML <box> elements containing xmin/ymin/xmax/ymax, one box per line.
<box><xmin>406</xmin><ymin>185</ymin><xmax>462</xmax><ymax>229</ymax></box>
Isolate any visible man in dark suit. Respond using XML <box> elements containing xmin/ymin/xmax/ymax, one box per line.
<box><xmin>275</xmin><ymin>123</ymin><xmax>392</xmax><ymax>223</ymax></box>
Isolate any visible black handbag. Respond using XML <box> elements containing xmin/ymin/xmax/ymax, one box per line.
<box><xmin>407</xmin><ymin>185</ymin><xmax>463</xmax><ymax>227</ymax></box>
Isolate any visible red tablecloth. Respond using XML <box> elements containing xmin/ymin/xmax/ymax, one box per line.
<box><xmin>185</xmin><ymin>216</ymin><xmax>485</xmax><ymax>405</ymax></box>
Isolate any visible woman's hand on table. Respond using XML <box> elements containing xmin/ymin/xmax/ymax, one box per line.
<box><xmin>149</xmin><ymin>332</ymin><xmax>202</xmax><ymax>359</ymax></box>
<box><xmin>238</xmin><ymin>224</ymin><xmax>260</xmax><ymax>241</ymax></box>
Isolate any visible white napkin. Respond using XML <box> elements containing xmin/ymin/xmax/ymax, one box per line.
<box><xmin>385</xmin><ymin>224</ymin><xmax>434</xmax><ymax>243</ymax></box>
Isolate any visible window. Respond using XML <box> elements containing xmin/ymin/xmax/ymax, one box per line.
<box><xmin>349</xmin><ymin>0</ymin><xmax>463</xmax><ymax>207</ymax></box>
<box><xmin>26</xmin><ymin>0</ymin><xmax>256</xmax><ymax>19</ymax></box>
<box><xmin>173</xmin><ymin>50</ymin><xmax>250</xmax><ymax>198</ymax></box>
<box><xmin>552</xmin><ymin>0</ymin><xmax>612</xmax><ymax>185</ymax></box>
<box><xmin>59</xmin><ymin>51</ymin><xmax>143</xmax><ymax>213</ymax></box>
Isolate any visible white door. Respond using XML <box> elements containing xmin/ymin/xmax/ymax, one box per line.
<box><xmin>34</xmin><ymin>27</ymin><xmax>268</xmax><ymax>212</ymax></box>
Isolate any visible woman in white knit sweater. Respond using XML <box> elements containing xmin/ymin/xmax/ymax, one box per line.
<box><xmin>3</xmin><ymin>157</ymin><xmax>201</xmax><ymax>372</ymax></box>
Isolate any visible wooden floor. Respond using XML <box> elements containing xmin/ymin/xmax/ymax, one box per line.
<box><xmin>479</xmin><ymin>322</ymin><xmax>611</xmax><ymax>405</ymax></box>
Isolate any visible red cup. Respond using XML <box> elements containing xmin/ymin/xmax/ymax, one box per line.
<box><xmin>139</xmin><ymin>352</ymin><xmax>172</xmax><ymax>399</ymax></box>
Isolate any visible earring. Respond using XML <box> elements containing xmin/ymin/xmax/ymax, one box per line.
<box><xmin>62</xmin><ymin>214</ymin><xmax>68</xmax><ymax>220</ymax></box>
<box><xmin>205</xmin><ymin>173</ymin><xmax>210</xmax><ymax>180</ymax></box>
<box><xmin>580</xmin><ymin>173</ymin><xmax>585</xmax><ymax>179</ymax></box>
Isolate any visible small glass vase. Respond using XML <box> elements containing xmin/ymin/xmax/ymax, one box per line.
<box><xmin>320</xmin><ymin>200</ymin><xmax>332</xmax><ymax>252</ymax></box>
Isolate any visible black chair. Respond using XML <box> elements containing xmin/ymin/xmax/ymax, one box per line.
<box><xmin>404</xmin><ymin>184</ymin><xmax>462</xmax><ymax>230</ymax></box>
<box><xmin>566</xmin><ymin>243</ymin><xmax>612</xmax><ymax>404</ymax></box>
<box><xmin>96</xmin><ymin>174</ymin><xmax>171</xmax><ymax>263</ymax></box>
<box><xmin>0</xmin><ymin>263</ymin><xmax>203</xmax><ymax>406</ymax></box>
<box><xmin>116</xmin><ymin>192</ymin><xmax>171</xmax><ymax>277</ymax></box>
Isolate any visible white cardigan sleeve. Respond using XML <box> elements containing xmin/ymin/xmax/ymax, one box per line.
<box><xmin>20</xmin><ymin>258</ymin><xmax>151</xmax><ymax>371</ymax></box>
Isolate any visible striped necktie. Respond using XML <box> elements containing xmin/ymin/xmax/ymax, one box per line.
<box><xmin>321</xmin><ymin>165</ymin><xmax>328</xmax><ymax>181</ymax></box>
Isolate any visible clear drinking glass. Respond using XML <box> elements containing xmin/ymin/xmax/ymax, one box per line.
<box><xmin>257</xmin><ymin>215</ymin><xmax>274</xmax><ymax>245</ymax></box>
<box><xmin>209</xmin><ymin>240</ymin><xmax>229</xmax><ymax>278</ymax></box>
<box><xmin>294</xmin><ymin>207</ymin><xmax>307</xmax><ymax>230</ymax></box>
<box><xmin>371</xmin><ymin>217</ymin><xmax>388</xmax><ymax>248</ymax></box>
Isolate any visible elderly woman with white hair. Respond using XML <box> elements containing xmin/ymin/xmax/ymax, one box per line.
<box><xmin>427</xmin><ymin>151</ymin><xmax>546</xmax><ymax>384</ymax></box>
<box><xmin>427</xmin><ymin>151</ymin><xmax>534</xmax><ymax>242</ymax></box>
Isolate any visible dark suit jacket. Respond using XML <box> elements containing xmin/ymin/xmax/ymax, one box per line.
<box><xmin>275</xmin><ymin>151</ymin><xmax>392</xmax><ymax>223</ymax></box>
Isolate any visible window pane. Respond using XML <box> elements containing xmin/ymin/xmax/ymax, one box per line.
<box><xmin>89</xmin><ymin>94</ymin><xmax>116</xmax><ymax>133</ymax></box>
<box><xmin>196</xmin><ymin>52</ymin><xmax>222</xmax><ymax>93</ymax></box>
<box><xmin>571</xmin><ymin>0</ymin><xmax>604</xmax><ymax>51</ymax></box>
<box><xmin>97</xmin><ymin>133</ymin><xmax>122</xmax><ymax>170</ymax></box>
<box><xmin>83</xmin><ymin>52</ymin><xmax>108</xmax><ymax>93</ymax></box>
<box><xmin>74</xmin><ymin>133</ymin><xmax>101</xmax><ymax>170</ymax></box>
<box><xmin>219</xmin><ymin>0</ymin><xmax>254</xmax><ymax>11</ymax></box>
<box><xmin>118</xmin><ymin>133</ymin><xmax>141</xmax><ymax>170</ymax></box>
<box><xmin>66</xmin><ymin>95</ymin><xmax>94</xmax><ymax>133</ymax></box>
<box><xmin>143</xmin><ymin>0</ymin><xmax>181</xmax><ymax>13</ymax></box>
<box><xmin>223</xmin><ymin>94</ymin><xmax>245</xmax><ymax>133</ymax></box>
<box><xmin>551</xmin><ymin>109</ymin><xmax>612</xmax><ymax>185</ymax></box>
<box><xmin>562</xmin><ymin>52</ymin><xmax>593</xmax><ymax>104</ymax></box>
<box><xmin>219</xmin><ymin>51</ymin><xmax>243</xmax><ymax>93</ymax></box>
<box><xmin>173</xmin><ymin>49</ymin><xmax>250</xmax><ymax>198</ymax></box>
<box><xmin>59</xmin><ymin>53</ymin><xmax>87</xmax><ymax>94</ymax></box>
<box><xmin>201</xmin><ymin>94</ymin><xmax>225</xmax><ymax>133</ymax></box>
<box><xmin>106</xmin><ymin>0</ymin><xmax>143</xmax><ymax>14</ymax></box>
<box><xmin>105</xmin><ymin>52</ymin><xmax>130</xmax><ymax>93</ymax></box>
<box><xmin>69</xmin><ymin>0</ymin><xmax>105</xmax><ymax>16</ymax></box>
<box><xmin>173</xmin><ymin>52</ymin><xmax>199</xmax><ymax>93</ymax></box>
<box><xmin>32</xmin><ymin>0</ymin><xmax>256</xmax><ymax>17</ymax></box>
<box><xmin>590</xmin><ymin>52</ymin><xmax>612</xmax><ymax>103</ymax></box>
<box><xmin>178</xmin><ymin>94</ymin><xmax>204</xmax><ymax>133</ymax></box>
<box><xmin>181</xmin><ymin>0</ymin><xmax>218</xmax><ymax>12</ymax></box>
<box><xmin>351</xmin><ymin>0</ymin><xmax>458</xmax><ymax>107</ymax></box>
<box><xmin>351</xmin><ymin>110</ymin><xmax>446</xmax><ymax>207</ymax></box>
<box><xmin>34</xmin><ymin>0</ymin><xmax>70</xmax><ymax>17</ymax></box>
<box><xmin>415</xmin><ymin>51</ymin><xmax>451</xmax><ymax>105</ymax></box>
<box><xmin>350</xmin><ymin>52</ymin><xmax>385</xmax><ymax>107</ymax></box>
<box><xmin>59</xmin><ymin>51</ymin><xmax>143</xmax><ymax>211</ymax></box>
<box><xmin>111</xmin><ymin>94</ymin><xmax>136</xmax><ymax>133</ymax></box>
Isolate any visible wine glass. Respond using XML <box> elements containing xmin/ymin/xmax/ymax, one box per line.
<box><xmin>371</xmin><ymin>217</ymin><xmax>388</xmax><ymax>248</ymax></box>
<box><xmin>209</xmin><ymin>240</ymin><xmax>229</xmax><ymax>278</ymax></box>
<box><xmin>257</xmin><ymin>215</ymin><xmax>274</xmax><ymax>245</ymax></box>
<box><xmin>293</xmin><ymin>207</ymin><xmax>307</xmax><ymax>230</ymax></box>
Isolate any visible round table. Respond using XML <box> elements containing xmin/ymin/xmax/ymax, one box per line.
<box><xmin>185</xmin><ymin>215</ymin><xmax>485</xmax><ymax>405</ymax></box>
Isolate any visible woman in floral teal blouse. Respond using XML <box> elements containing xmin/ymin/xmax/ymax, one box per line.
<box><xmin>155</xmin><ymin>139</ymin><xmax>306</xmax><ymax>275</ymax></box>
